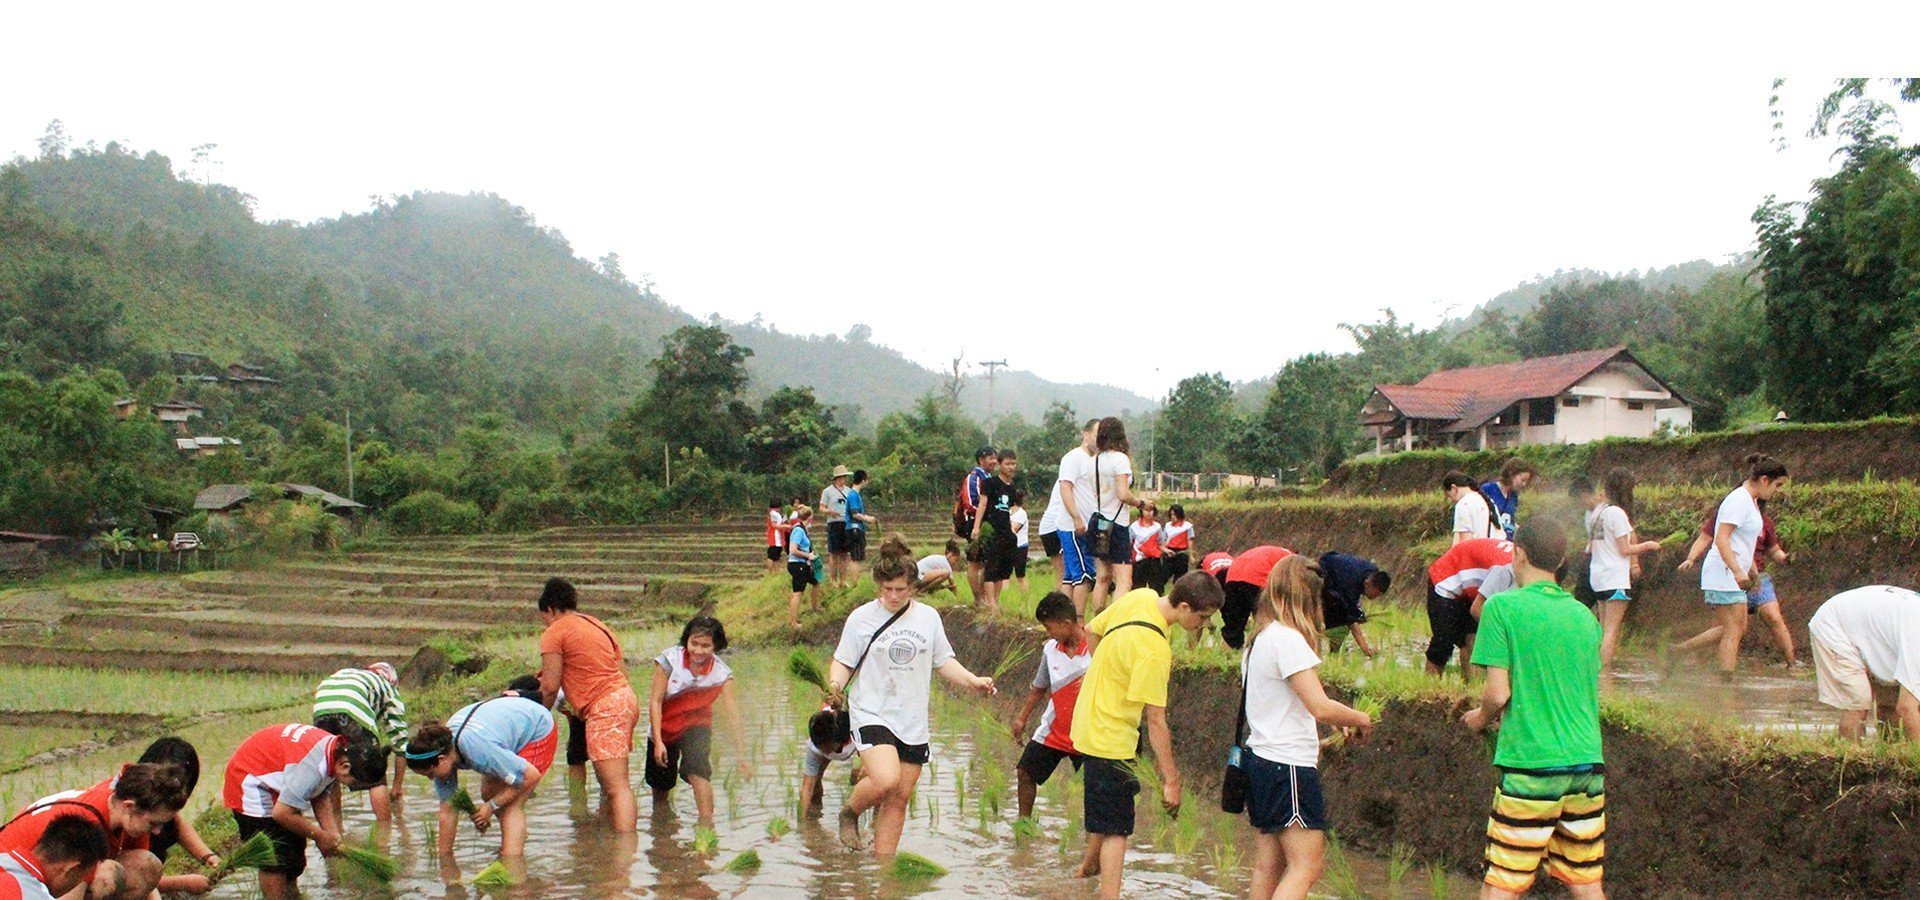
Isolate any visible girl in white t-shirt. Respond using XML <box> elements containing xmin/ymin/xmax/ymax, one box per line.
<box><xmin>826</xmin><ymin>554</ymin><xmax>995</xmax><ymax>857</ymax></box>
<box><xmin>1699</xmin><ymin>454</ymin><xmax>1791</xmax><ymax>675</ymax></box>
<box><xmin>1574</xmin><ymin>469</ymin><xmax>1664</xmax><ymax>670</ymax></box>
<box><xmin>1444</xmin><ymin>471</ymin><xmax>1500</xmax><ymax>544</ymax></box>
<box><xmin>1240</xmin><ymin>555</ymin><xmax>1373</xmax><ymax>900</ymax></box>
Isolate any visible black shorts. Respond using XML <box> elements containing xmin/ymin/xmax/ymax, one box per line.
<box><xmin>1245</xmin><ymin>754</ymin><xmax>1327</xmax><ymax>832</ymax></box>
<box><xmin>566</xmin><ymin>713</ymin><xmax>588</xmax><ymax>767</ymax></box>
<box><xmin>788</xmin><ymin>560</ymin><xmax>816</xmax><ymax>592</ymax></box>
<box><xmin>233</xmin><ymin>811</ymin><xmax>307</xmax><ymax>878</ymax></box>
<box><xmin>1425</xmin><ymin>582</ymin><xmax>1478</xmax><ymax>668</ymax></box>
<box><xmin>982</xmin><ymin>534</ymin><xmax>1018</xmax><ymax>582</ymax></box>
<box><xmin>856</xmin><ymin>725</ymin><xmax>929</xmax><ymax>766</ymax></box>
<box><xmin>1018</xmin><ymin>741</ymin><xmax>1081</xmax><ymax>786</ymax></box>
<box><xmin>1221</xmin><ymin>580</ymin><xmax>1262</xmax><ymax>649</ymax></box>
<box><xmin>644</xmin><ymin>725</ymin><xmax>712</xmax><ymax>790</ymax></box>
<box><xmin>1041</xmin><ymin>531</ymin><xmax>1062</xmax><ymax>559</ymax></box>
<box><xmin>1082</xmin><ymin>755</ymin><xmax>1141</xmax><ymax>836</ymax></box>
<box><xmin>847</xmin><ymin>528</ymin><xmax>868</xmax><ymax>562</ymax></box>
<box><xmin>1164</xmin><ymin>551</ymin><xmax>1191</xmax><ymax>580</ymax></box>
<box><xmin>1093</xmin><ymin>521</ymin><xmax>1132</xmax><ymax>565</ymax></box>
<box><xmin>826</xmin><ymin>521</ymin><xmax>849</xmax><ymax>553</ymax></box>
<box><xmin>1013</xmin><ymin>551</ymin><xmax>1029</xmax><ymax>579</ymax></box>
<box><xmin>766</xmin><ymin>545</ymin><xmax>782</xmax><ymax>561</ymax></box>
<box><xmin>1138</xmin><ymin>557</ymin><xmax>1168</xmax><ymax>594</ymax></box>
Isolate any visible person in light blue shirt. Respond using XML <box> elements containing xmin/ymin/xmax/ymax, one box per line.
<box><xmin>787</xmin><ymin>507</ymin><xmax>820</xmax><ymax>629</ymax></box>
<box><xmin>845</xmin><ymin>469</ymin><xmax>879</xmax><ymax>584</ymax></box>
<box><xmin>405</xmin><ymin>694</ymin><xmax>556</xmax><ymax>858</ymax></box>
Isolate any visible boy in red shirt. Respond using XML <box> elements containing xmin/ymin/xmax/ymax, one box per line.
<box><xmin>0</xmin><ymin>815</ymin><xmax>110</xmax><ymax>900</ymax></box>
<box><xmin>222</xmin><ymin>724</ymin><xmax>388</xmax><ymax>900</ymax></box>
<box><xmin>1426</xmin><ymin>538</ymin><xmax>1515</xmax><ymax>677</ymax></box>
<box><xmin>1012</xmin><ymin>592</ymin><xmax>1093</xmax><ymax>820</ymax></box>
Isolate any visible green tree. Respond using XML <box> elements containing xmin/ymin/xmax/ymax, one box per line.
<box><xmin>746</xmin><ymin>386</ymin><xmax>843</xmax><ymax>475</ymax></box>
<box><xmin>1243</xmin><ymin>354</ymin><xmax>1363</xmax><ymax>479</ymax></box>
<box><xmin>610</xmin><ymin>324</ymin><xmax>757</xmax><ymax>475</ymax></box>
<box><xmin>1156</xmin><ymin>373</ymin><xmax>1240</xmax><ymax>472</ymax></box>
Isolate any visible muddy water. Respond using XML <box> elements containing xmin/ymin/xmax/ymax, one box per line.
<box><xmin>208</xmin><ymin>648</ymin><xmax>1475</xmax><ymax>899</ymax></box>
<box><xmin>1606</xmin><ymin>659</ymin><xmax>1832</xmax><ymax>732</ymax></box>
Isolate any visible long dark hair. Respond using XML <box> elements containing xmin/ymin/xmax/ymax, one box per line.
<box><xmin>1095</xmin><ymin>417</ymin><xmax>1130</xmax><ymax>454</ymax></box>
<box><xmin>1744</xmin><ymin>453</ymin><xmax>1789</xmax><ymax>482</ymax></box>
<box><xmin>1602</xmin><ymin>467</ymin><xmax>1638</xmax><ymax>520</ymax></box>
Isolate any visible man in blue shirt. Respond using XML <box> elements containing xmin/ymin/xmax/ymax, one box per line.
<box><xmin>845</xmin><ymin>469</ymin><xmax>878</xmax><ymax>584</ymax></box>
<box><xmin>1319</xmin><ymin>551</ymin><xmax>1390</xmax><ymax>657</ymax></box>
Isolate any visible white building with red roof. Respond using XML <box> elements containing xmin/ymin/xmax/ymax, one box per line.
<box><xmin>1359</xmin><ymin>346</ymin><xmax>1692</xmax><ymax>452</ymax></box>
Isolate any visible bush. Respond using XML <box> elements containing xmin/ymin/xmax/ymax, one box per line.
<box><xmin>489</xmin><ymin>488</ymin><xmax>580</xmax><ymax>533</ymax></box>
<box><xmin>385</xmin><ymin>491</ymin><xmax>483</xmax><ymax>536</ymax></box>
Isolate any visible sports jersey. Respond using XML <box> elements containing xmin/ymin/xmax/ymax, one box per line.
<box><xmin>311</xmin><ymin>667</ymin><xmax>408</xmax><ymax>750</ymax></box>
<box><xmin>1028</xmin><ymin>636</ymin><xmax>1092</xmax><ymax>752</ymax></box>
<box><xmin>654</xmin><ymin>646</ymin><xmax>733</xmax><ymax>743</ymax></box>
<box><xmin>1226</xmin><ymin>545</ymin><xmax>1293</xmax><ymax>587</ymax></box>
<box><xmin>1203</xmin><ymin>551</ymin><xmax>1234</xmax><ymax>574</ymax></box>
<box><xmin>0</xmin><ymin>850</ymin><xmax>56</xmax><ymax>900</ymax></box>
<box><xmin>223</xmin><ymin>724</ymin><xmax>339</xmax><ymax>817</ymax></box>
<box><xmin>961</xmin><ymin>466</ymin><xmax>990</xmax><ymax>516</ymax></box>
<box><xmin>1129</xmin><ymin>522</ymin><xmax>1163</xmax><ymax>561</ymax></box>
<box><xmin>1428</xmin><ymin>538</ymin><xmax>1515</xmax><ymax>601</ymax></box>
<box><xmin>766</xmin><ymin>509</ymin><xmax>785</xmax><ymax>548</ymax></box>
<box><xmin>1162</xmin><ymin>521</ymin><xmax>1195</xmax><ymax>553</ymax></box>
<box><xmin>0</xmin><ymin>769</ymin><xmax>146</xmax><ymax>874</ymax></box>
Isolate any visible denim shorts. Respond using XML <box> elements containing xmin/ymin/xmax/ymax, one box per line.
<box><xmin>1704</xmin><ymin>589</ymin><xmax>1748</xmax><ymax>606</ymax></box>
<box><xmin>1746</xmin><ymin>575</ymin><xmax>1778</xmax><ymax>608</ymax></box>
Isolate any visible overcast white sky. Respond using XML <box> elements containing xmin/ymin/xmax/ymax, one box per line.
<box><xmin>5</xmin><ymin>3</ymin><xmax>1916</xmax><ymax>398</ymax></box>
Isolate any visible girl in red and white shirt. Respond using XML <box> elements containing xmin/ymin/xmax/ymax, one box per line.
<box><xmin>646</xmin><ymin>616</ymin><xmax>748</xmax><ymax>824</ymax></box>
<box><xmin>1130</xmin><ymin>502</ymin><xmax>1168</xmax><ymax>593</ymax></box>
<box><xmin>1161</xmin><ymin>504</ymin><xmax>1196</xmax><ymax>582</ymax></box>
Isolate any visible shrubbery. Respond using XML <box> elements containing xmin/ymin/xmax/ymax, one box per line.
<box><xmin>386</xmin><ymin>491</ymin><xmax>483</xmax><ymax>536</ymax></box>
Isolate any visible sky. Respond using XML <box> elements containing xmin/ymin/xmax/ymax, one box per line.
<box><xmin>5</xmin><ymin>3</ymin><xmax>1917</xmax><ymax>399</ymax></box>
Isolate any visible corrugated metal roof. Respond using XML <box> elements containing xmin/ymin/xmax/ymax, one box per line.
<box><xmin>193</xmin><ymin>484</ymin><xmax>254</xmax><ymax>510</ymax></box>
<box><xmin>279</xmin><ymin>483</ymin><xmax>367</xmax><ymax>510</ymax></box>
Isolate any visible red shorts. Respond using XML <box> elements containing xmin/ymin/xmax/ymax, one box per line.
<box><xmin>516</xmin><ymin>724</ymin><xmax>559</xmax><ymax>775</ymax></box>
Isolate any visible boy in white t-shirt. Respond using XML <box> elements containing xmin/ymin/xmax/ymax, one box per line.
<box><xmin>1009</xmin><ymin>492</ymin><xmax>1032</xmax><ymax>595</ymax></box>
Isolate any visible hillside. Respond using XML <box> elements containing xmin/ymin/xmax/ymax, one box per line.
<box><xmin>4</xmin><ymin>143</ymin><xmax>1148</xmax><ymax>444</ymax></box>
<box><xmin>1441</xmin><ymin>256</ymin><xmax>1751</xmax><ymax>330</ymax></box>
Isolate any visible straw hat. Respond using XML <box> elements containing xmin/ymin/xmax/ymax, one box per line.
<box><xmin>831</xmin><ymin>465</ymin><xmax>852</xmax><ymax>479</ymax></box>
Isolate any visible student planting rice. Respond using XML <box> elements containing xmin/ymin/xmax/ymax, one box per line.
<box><xmin>1221</xmin><ymin>545</ymin><xmax>1293</xmax><ymax>649</ymax></box>
<box><xmin>1070</xmin><ymin>572</ymin><xmax>1224</xmax><ymax>900</ymax></box>
<box><xmin>221</xmin><ymin>724</ymin><xmax>388</xmax><ymax>900</ymax></box>
<box><xmin>1239</xmin><ymin>555</ymin><xmax>1373</xmax><ymax>900</ymax></box>
<box><xmin>646</xmin><ymin>616</ymin><xmax>750</xmax><ymax>824</ymax></box>
<box><xmin>913</xmin><ymin>540</ymin><xmax>964</xmax><ymax>594</ymax></box>
<box><xmin>0</xmin><ymin>814</ymin><xmax>110</xmax><ymax>900</ymax></box>
<box><xmin>0</xmin><ymin>762</ymin><xmax>188</xmax><ymax>900</ymax></box>
<box><xmin>534</xmin><ymin>576</ymin><xmax>640</xmax><ymax>832</ymax></box>
<box><xmin>798</xmin><ymin>707</ymin><xmax>862</xmax><ymax>816</ymax></box>
<box><xmin>1317</xmin><ymin>551</ymin><xmax>1389</xmax><ymax>658</ymax></box>
<box><xmin>1424</xmin><ymin>537</ymin><xmax>1514</xmax><ymax>678</ymax></box>
<box><xmin>137</xmin><ymin>738</ymin><xmax>219</xmax><ymax>895</ymax></box>
<box><xmin>1806</xmin><ymin>585</ymin><xmax>1920</xmax><ymax>740</ymax></box>
<box><xmin>1571</xmin><ymin>471</ymin><xmax>1663</xmax><ymax>669</ymax></box>
<box><xmin>405</xmin><ymin>690</ymin><xmax>557</xmax><ymax>858</ymax></box>
<box><xmin>786</xmin><ymin>507</ymin><xmax>821</xmax><ymax>629</ymax></box>
<box><xmin>1011</xmin><ymin>591</ymin><xmax>1091</xmax><ymax>820</ymax></box>
<box><xmin>827</xmin><ymin>554</ymin><xmax>996</xmax><ymax>856</ymax></box>
<box><xmin>310</xmin><ymin>661</ymin><xmax>409</xmax><ymax>822</ymax></box>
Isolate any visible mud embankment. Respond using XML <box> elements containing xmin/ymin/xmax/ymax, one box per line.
<box><xmin>932</xmin><ymin>609</ymin><xmax>1920</xmax><ymax>898</ymax></box>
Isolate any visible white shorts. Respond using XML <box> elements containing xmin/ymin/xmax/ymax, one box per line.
<box><xmin>1812</xmin><ymin>634</ymin><xmax>1888</xmax><ymax>712</ymax></box>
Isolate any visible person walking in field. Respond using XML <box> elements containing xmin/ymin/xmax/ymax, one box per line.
<box><xmin>1807</xmin><ymin>585</ymin><xmax>1920</xmax><ymax>740</ymax></box>
<box><xmin>1053</xmin><ymin>420</ymin><xmax>1100</xmax><ymax>610</ymax></box>
<box><xmin>1</xmin><ymin>763</ymin><xmax>189</xmax><ymax>900</ymax></box>
<box><xmin>1445</xmin><ymin>471</ymin><xmax>1502</xmax><ymax>545</ymax></box>
<box><xmin>1676</xmin><ymin>496</ymin><xmax>1798</xmax><ymax>667</ymax></box>
<box><xmin>1425</xmin><ymin>537</ymin><xmax>1514</xmax><ymax>677</ymax></box>
<box><xmin>1571</xmin><ymin>470</ymin><xmax>1663</xmax><ymax>669</ymax></box>
<box><xmin>1698</xmin><ymin>454</ymin><xmax>1792</xmax><ymax>676</ymax></box>
<box><xmin>1070</xmin><ymin>572</ymin><xmax>1225</xmax><ymax>900</ymax></box>
<box><xmin>786</xmin><ymin>507</ymin><xmax>820</xmax><ymax>629</ymax></box>
<box><xmin>534</xmin><ymin>577</ymin><xmax>640</xmax><ymax>832</ymax></box>
<box><xmin>1463</xmin><ymin>521</ymin><xmax>1606</xmax><ymax>899</ymax></box>
<box><xmin>821</xmin><ymin>465</ymin><xmax>854</xmax><ymax>587</ymax></box>
<box><xmin>828</xmin><ymin>554</ymin><xmax>996</xmax><ymax>856</ymax></box>
<box><xmin>310</xmin><ymin>661</ymin><xmax>410</xmax><ymax>823</ymax></box>
<box><xmin>222</xmin><ymin>724</ymin><xmax>389</xmax><ymax>900</ymax></box>
<box><xmin>1240</xmin><ymin>556</ymin><xmax>1374</xmax><ymax>900</ymax></box>
<box><xmin>405</xmin><ymin>691</ymin><xmax>557</xmax><ymax>858</ymax></box>
<box><xmin>1481</xmin><ymin>458</ymin><xmax>1538</xmax><ymax>540</ymax></box>
<box><xmin>646</xmin><ymin>616</ymin><xmax>750</xmax><ymax>826</ymax></box>
<box><xmin>1011</xmin><ymin>592</ymin><xmax>1092</xmax><ymax>821</ymax></box>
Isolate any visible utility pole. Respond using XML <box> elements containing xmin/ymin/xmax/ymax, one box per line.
<box><xmin>344</xmin><ymin>409</ymin><xmax>355</xmax><ymax>502</ymax></box>
<box><xmin>978</xmin><ymin>359</ymin><xmax>1008</xmax><ymax>440</ymax></box>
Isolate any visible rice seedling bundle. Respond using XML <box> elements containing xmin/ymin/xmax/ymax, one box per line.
<box><xmin>1011</xmin><ymin>816</ymin><xmax>1041</xmax><ymax>843</ymax></box>
<box><xmin>766</xmin><ymin>817</ymin><xmax>791</xmax><ymax>839</ymax></box>
<box><xmin>337</xmin><ymin>845</ymin><xmax>400</xmax><ymax>883</ymax></box>
<box><xmin>470</xmin><ymin>860</ymin><xmax>513</xmax><ymax>887</ymax></box>
<box><xmin>785</xmin><ymin>650</ymin><xmax>830</xmax><ymax>693</ymax></box>
<box><xmin>722</xmin><ymin>850</ymin><xmax>761</xmax><ymax>873</ymax></box>
<box><xmin>691</xmin><ymin>825</ymin><xmax>719</xmax><ymax>855</ymax></box>
<box><xmin>448</xmin><ymin>787</ymin><xmax>478</xmax><ymax>815</ymax></box>
<box><xmin>888</xmin><ymin>851</ymin><xmax>947</xmax><ymax>880</ymax></box>
<box><xmin>223</xmin><ymin>832</ymin><xmax>279</xmax><ymax>871</ymax></box>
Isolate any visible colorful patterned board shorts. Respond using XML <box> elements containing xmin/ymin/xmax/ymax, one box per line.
<box><xmin>582</xmin><ymin>685</ymin><xmax>641</xmax><ymax>762</ymax></box>
<box><xmin>1485</xmin><ymin>768</ymin><xmax>1605</xmax><ymax>893</ymax></box>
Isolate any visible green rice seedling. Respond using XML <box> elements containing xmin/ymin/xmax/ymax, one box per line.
<box><xmin>1426</xmin><ymin>863</ymin><xmax>1453</xmax><ymax>900</ymax></box>
<box><xmin>953</xmin><ymin>769</ymin><xmax>966</xmax><ymax>812</ymax></box>
<box><xmin>1171</xmin><ymin>811</ymin><xmax>1200</xmax><ymax>855</ymax></box>
<box><xmin>1056</xmin><ymin>816</ymin><xmax>1079</xmax><ymax>857</ymax></box>
<box><xmin>888</xmin><ymin>851</ymin><xmax>947</xmax><ymax>880</ymax></box>
<box><xmin>1208</xmin><ymin>837</ymin><xmax>1241</xmax><ymax>884</ymax></box>
<box><xmin>722</xmin><ymin>850</ymin><xmax>761</xmax><ymax>873</ymax></box>
<box><xmin>1323</xmin><ymin>834</ymin><xmax>1361</xmax><ymax>900</ymax></box>
<box><xmin>448</xmin><ymin>787</ymin><xmax>478</xmax><ymax>815</ymax></box>
<box><xmin>1012</xmin><ymin>816</ymin><xmax>1041</xmax><ymax>843</ymax></box>
<box><xmin>991</xmin><ymin>642</ymin><xmax>1036</xmax><ymax>683</ymax></box>
<box><xmin>222</xmin><ymin>832</ymin><xmax>279</xmax><ymax>871</ymax></box>
<box><xmin>470</xmin><ymin>860</ymin><xmax>513</xmax><ymax>887</ymax></box>
<box><xmin>337</xmin><ymin>845</ymin><xmax>400</xmax><ymax>884</ymax></box>
<box><xmin>786</xmin><ymin>649</ymin><xmax>829</xmax><ymax>693</ymax></box>
<box><xmin>691</xmin><ymin>825</ymin><xmax>719</xmax><ymax>855</ymax></box>
<box><xmin>766</xmin><ymin>817</ymin><xmax>791</xmax><ymax>840</ymax></box>
<box><xmin>1387</xmin><ymin>842</ymin><xmax>1416</xmax><ymax>898</ymax></box>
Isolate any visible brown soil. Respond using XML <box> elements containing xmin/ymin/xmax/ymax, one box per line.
<box><xmin>0</xmin><ymin>710</ymin><xmax>165</xmax><ymax>732</ymax></box>
<box><xmin>929</xmin><ymin>609</ymin><xmax>1920</xmax><ymax>898</ymax></box>
<box><xmin>0</xmin><ymin>642</ymin><xmax>374</xmax><ymax>674</ymax></box>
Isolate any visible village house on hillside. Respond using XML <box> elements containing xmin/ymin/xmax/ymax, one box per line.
<box><xmin>1359</xmin><ymin>346</ymin><xmax>1692</xmax><ymax>452</ymax></box>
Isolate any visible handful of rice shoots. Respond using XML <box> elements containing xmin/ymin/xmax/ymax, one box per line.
<box><xmin>470</xmin><ymin>860</ymin><xmax>513</xmax><ymax>886</ymax></box>
<box><xmin>888</xmin><ymin>851</ymin><xmax>947</xmax><ymax>880</ymax></box>
<box><xmin>722</xmin><ymin>850</ymin><xmax>761</xmax><ymax>873</ymax></box>
<box><xmin>337</xmin><ymin>845</ymin><xmax>400</xmax><ymax>883</ymax></box>
<box><xmin>786</xmin><ymin>649</ymin><xmax>829</xmax><ymax>692</ymax></box>
<box><xmin>223</xmin><ymin>832</ymin><xmax>279</xmax><ymax>871</ymax></box>
<box><xmin>449</xmin><ymin>787</ymin><xmax>479</xmax><ymax>815</ymax></box>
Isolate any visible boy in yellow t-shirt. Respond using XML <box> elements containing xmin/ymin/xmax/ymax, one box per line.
<box><xmin>1068</xmin><ymin>573</ymin><xmax>1224</xmax><ymax>900</ymax></box>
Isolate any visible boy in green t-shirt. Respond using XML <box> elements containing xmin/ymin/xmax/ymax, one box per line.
<box><xmin>1463</xmin><ymin>521</ymin><xmax>1605</xmax><ymax>899</ymax></box>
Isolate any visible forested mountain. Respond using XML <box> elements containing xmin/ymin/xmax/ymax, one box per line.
<box><xmin>1444</xmin><ymin>257</ymin><xmax>1749</xmax><ymax>331</ymax></box>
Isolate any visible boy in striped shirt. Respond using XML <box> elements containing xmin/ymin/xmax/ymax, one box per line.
<box><xmin>311</xmin><ymin>662</ymin><xmax>409</xmax><ymax>821</ymax></box>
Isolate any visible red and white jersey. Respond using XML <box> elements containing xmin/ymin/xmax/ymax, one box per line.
<box><xmin>1226</xmin><ymin>545</ymin><xmax>1293</xmax><ymax>587</ymax></box>
<box><xmin>1162</xmin><ymin>521</ymin><xmax>1195</xmax><ymax>552</ymax></box>
<box><xmin>1428</xmin><ymin>538</ymin><xmax>1515</xmax><ymax>601</ymax></box>
<box><xmin>0</xmin><ymin>850</ymin><xmax>55</xmax><ymax>900</ymax></box>
<box><xmin>1</xmin><ymin>769</ymin><xmax>147</xmax><ymax>865</ymax></box>
<box><xmin>655</xmin><ymin>646</ymin><xmax>732</xmax><ymax>744</ymax></box>
<box><xmin>1028</xmin><ymin>637</ymin><xmax>1093</xmax><ymax>752</ymax></box>
<box><xmin>766</xmin><ymin>510</ymin><xmax>785</xmax><ymax>548</ymax></box>
<box><xmin>223</xmin><ymin>724</ymin><xmax>338</xmax><ymax>817</ymax></box>
<box><xmin>1203</xmin><ymin>551</ymin><xmax>1234</xmax><ymax>574</ymax></box>
<box><xmin>1129</xmin><ymin>522</ymin><xmax>1163</xmax><ymax>561</ymax></box>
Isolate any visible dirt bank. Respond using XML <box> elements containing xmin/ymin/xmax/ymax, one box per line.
<box><xmin>931</xmin><ymin>609</ymin><xmax>1920</xmax><ymax>898</ymax></box>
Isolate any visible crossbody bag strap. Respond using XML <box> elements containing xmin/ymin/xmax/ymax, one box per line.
<box><xmin>1103</xmin><ymin>618</ymin><xmax>1165</xmax><ymax>639</ymax></box>
<box><xmin>452</xmin><ymin>696</ymin><xmax>501</xmax><ymax>758</ymax></box>
<box><xmin>846</xmin><ymin>603</ymin><xmax>914</xmax><ymax>687</ymax></box>
<box><xmin>0</xmin><ymin>799</ymin><xmax>107</xmax><ymax>835</ymax></box>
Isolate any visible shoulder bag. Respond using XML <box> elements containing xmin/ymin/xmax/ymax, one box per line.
<box><xmin>1088</xmin><ymin>453</ymin><xmax>1123</xmax><ymax>559</ymax></box>
<box><xmin>1221</xmin><ymin>631</ymin><xmax>1255</xmax><ymax>814</ymax></box>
